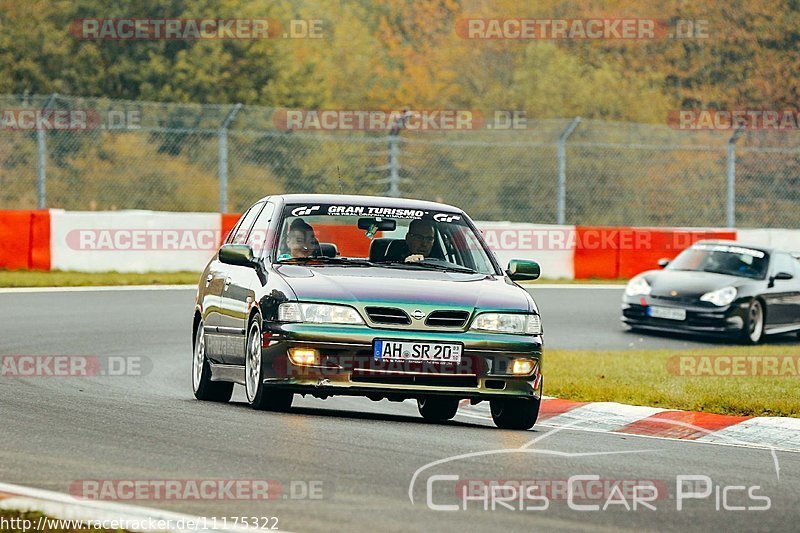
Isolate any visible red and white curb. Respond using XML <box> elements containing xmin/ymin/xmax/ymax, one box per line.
<box><xmin>458</xmin><ymin>398</ymin><xmax>800</xmax><ymax>452</ymax></box>
<box><xmin>0</xmin><ymin>482</ymin><xmax>257</xmax><ymax>533</ymax></box>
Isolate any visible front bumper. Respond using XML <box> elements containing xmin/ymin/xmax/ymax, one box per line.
<box><xmin>621</xmin><ymin>297</ymin><xmax>749</xmax><ymax>337</ymax></box>
<box><xmin>260</xmin><ymin>322</ymin><xmax>543</xmax><ymax>401</ymax></box>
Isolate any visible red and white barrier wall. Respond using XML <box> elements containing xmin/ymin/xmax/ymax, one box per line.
<box><xmin>1</xmin><ymin>209</ymin><xmax>799</xmax><ymax>279</ymax></box>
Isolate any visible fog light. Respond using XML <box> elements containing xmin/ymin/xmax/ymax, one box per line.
<box><xmin>511</xmin><ymin>359</ymin><xmax>535</xmax><ymax>375</ymax></box>
<box><xmin>288</xmin><ymin>348</ymin><xmax>319</xmax><ymax>366</ymax></box>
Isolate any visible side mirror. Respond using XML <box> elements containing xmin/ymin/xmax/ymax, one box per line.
<box><xmin>219</xmin><ymin>244</ymin><xmax>256</xmax><ymax>267</ymax></box>
<box><xmin>657</xmin><ymin>258</ymin><xmax>670</xmax><ymax>268</ymax></box>
<box><xmin>774</xmin><ymin>271</ymin><xmax>794</xmax><ymax>281</ymax></box>
<box><xmin>506</xmin><ymin>259</ymin><xmax>540</xmax><ymax>281</ymax></box>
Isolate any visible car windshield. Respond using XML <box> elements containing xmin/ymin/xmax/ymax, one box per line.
<box><xmin>273</xmin><ymin>203</ymin><xmax>497</xmax><ymax>275</ymax></box>
<box><xmin>667</xmin><ymin>244</ymin><xmax>769</xmax><ymax>280</ymax></box>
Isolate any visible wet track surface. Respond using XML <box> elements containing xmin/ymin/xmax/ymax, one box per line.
<box><xmin>1</xmin><ymin>287</ymin><xmax>798</xmax><ymax>532</ymax></box>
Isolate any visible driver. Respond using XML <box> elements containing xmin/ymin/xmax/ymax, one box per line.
<box><xmin>278</xmin><ymin>218</ymin><xmax>320</xmax><ymax>260</ymax></box>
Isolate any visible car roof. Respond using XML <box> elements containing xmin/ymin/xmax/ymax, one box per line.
<box><xmin>260</xmin><ymin>194</ymin><xmax>462</xmax><ymax>213</ymax></box>
<box><xmin>693</xmin><ymin>239</ymin><xmax>777</xmax><ymax>255</ymax></box>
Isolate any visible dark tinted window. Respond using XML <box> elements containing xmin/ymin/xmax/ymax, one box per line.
<box><xmin>228</xmin><ymin>202</ymin><xmax>265</xmax><ymax>245</ymax></box>
<box><xmin>668</xmin><ymin>244</ymin><xmax>769</xmax><ymax>279</ymax></box>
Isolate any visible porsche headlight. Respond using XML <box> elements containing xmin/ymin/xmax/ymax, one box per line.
<box><xmin>700</xmin><ymin>286</ymin><xmax>737</xmax><ymax>306</ymax></box>
<box><xmin>470</xmin><ymin>313</ymin><xmax>542</xmax><ymax>335</ymax></box>
<box><xmin>625</xmin><ymin>275</ymin><xmax>652</xmax><ymax>296</ymax></box>
<box><xmin>278</xmin><ymin>302</ymin><xmax>364</xmax><ymax>324</ymax></box>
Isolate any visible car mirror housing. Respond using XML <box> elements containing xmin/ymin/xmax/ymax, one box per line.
<box><xmin>657</xmin><ymin>258</ymin><xmax>670</xmax><ymax>268</ymax></box>
<box><xmin>507</xmin><ymin>259</ymin><xmax>540</xmax><ymax>281</ymax></box>
<box><xmin>219</xmin><ymin>244</ymin><xmax>256</xmax><ymax>267</ymax></box>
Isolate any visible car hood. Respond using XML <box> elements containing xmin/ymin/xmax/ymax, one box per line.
<box><xmin>275</xmin><ymin>265</ymin><xmax>533</xmax><ymax>312</ymax></box>
<box><xmin>645</xmin><ymin>269</ymin><xmax>753</xmax><ymax>299</ymax></box>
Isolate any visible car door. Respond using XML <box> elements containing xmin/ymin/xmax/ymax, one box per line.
<box><xmin>765</xmin><ymin>253</ymin><xmax>798</xmax><ymax>326</ymax></box>
<box><xmin>200</xmin><ymin>259</ymin><xmax>229</xmax><ymax>362</ymax></box>
<box><xmin>217</xmin><ymin>201</ymin><xmax>267</xmax><ymax>363</ymax></box>
<box><xmin>204</xmin><ymin>203</ymin><xmax>262</xmax><ymax>360</ymax></box>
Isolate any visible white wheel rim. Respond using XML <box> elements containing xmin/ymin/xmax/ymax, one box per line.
<box><xmin>192</xmin><ymin>322</ymin><xmax>205</xmax><ymax>392</ymax></box>
<box><xmin>749</xmin><ymin>302</ymin><xmax>763</xmax><ymax>342</ymax></box>
<box><xmin>245</xmin><ymin>321</ymin><xmax>261</xmax><ymax>402</ymax></box>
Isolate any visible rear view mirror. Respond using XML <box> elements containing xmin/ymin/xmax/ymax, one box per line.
<box><xmin>507</xmin><ymin>259</ymin><xmax>540</xmax><ymax>281</ymax></box>
<box><xmin>219</xmin><ymin>244</ymin><xmax>256</xmax><ymax>267</ymax></box>
<box><xmin>657</xmin><ymin>258</ymin><xmax>670</xmax><ymax>268</ymax></box>
<box><xmin>357</xmin><ymin>217</ymin><xmax>396</xmax><ymax>232</ymax></box>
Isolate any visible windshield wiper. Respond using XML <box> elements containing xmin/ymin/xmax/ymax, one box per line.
<box><xmin>380</xmin><ymin>260</ymin><xmax>478</xmax><ymax>274</ymax></box>
<box><xmin>277</xmin><ymin>256</ymin><xmax>374</xmax><ymax>267</ymax></box>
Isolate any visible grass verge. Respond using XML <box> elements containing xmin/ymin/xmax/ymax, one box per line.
<box><xmin>0</xmin><ymin>509</ymin><xmax>130</xmax><ymax>532</ymax></box>
<box><xmin>0</xmin><ymin>270</ymin><xmax>200</xmax><ymax>288</ymax></box>
<box><xmin>547</xmin><ymin>344</ymin><xmax>800</xmax><ymax>418</ymax></box>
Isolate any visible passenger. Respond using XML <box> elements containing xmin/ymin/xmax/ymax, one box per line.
<box><xmin>385</xmin><ymin>219</ymin><xmax>436</xmax><ymax>262</ymax></box>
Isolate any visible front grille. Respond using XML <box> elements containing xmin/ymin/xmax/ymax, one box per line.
<box><xmin>425</xmin><ymin>310</ymin><xmax>470</xmax><ymax>328</ymax></box>
<box><xmin>365</xmin><ymin>307</ymin><xmax>411</xmax><ymax>325</ymax></box>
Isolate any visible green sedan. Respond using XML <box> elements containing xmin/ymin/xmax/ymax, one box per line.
<box><xmin>192</xmin><ymin>194</ymin><xmax>544</xmax><ymax>429</ymax></box>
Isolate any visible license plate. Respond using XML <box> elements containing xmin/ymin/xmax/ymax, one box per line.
<box><xmin>647</xmin><ymin>306</ymin><xmax>686</xmax><ymax>321</ymax></box>
<box><xmin>373</xmin><ymin>340</ymin><xmax>462</xmax><ymax>363</ymax></box>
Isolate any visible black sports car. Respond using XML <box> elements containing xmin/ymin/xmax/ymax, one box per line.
<box><xmin>621</xmin><ymin>240</ymin><xmax>800</xmax><ymax>343</ymax></box>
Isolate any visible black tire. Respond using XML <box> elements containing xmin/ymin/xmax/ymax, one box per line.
<box><xmin>490</xmin><ymin>397</ymin><xmax>541</xmax><ymax>430</ymax></box>
<box><xmin>740</xmin><ymin>299</ymin><xmax>765</xmax><ymax>344</ymax></box>
<box><xmin>245</xmin><ymin>314</ymin><xmax>293</xmax><ymax>411</ymax></box>
<box><xmin>192</xmin><ymin>319</ymin><xmax>234</xmax><ymax>402</ymax></box>
<box><xmin>417</xmin><ymin>397</ymin><xmax>459</xmax><ymax>421</ymax></box>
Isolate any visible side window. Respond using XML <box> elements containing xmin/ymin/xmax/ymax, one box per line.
<box><xmin>248</xmin><ymin>202</ymin><xmax>276</xmax><ymax>256</ymax></box>
<box><xmin>228</xmin><ymin>202</ymin><xmax>265</xmax><ymax>245</ymax></box>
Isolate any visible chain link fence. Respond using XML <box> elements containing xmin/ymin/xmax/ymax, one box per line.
<box><xmin>1</xmin><ymin>94</ymin><xmax>799</xmax><ymax>227</ymax></box>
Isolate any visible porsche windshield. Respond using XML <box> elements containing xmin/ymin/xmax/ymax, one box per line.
<box><xmin>274</xmin><ymin>204</ymin><xmax>497</xmax><ymax>275</ymax></box>
<box><xmin>668</xmin><ymin>244</ymin><xmax>769</xmax><ymax>279</ymax></box>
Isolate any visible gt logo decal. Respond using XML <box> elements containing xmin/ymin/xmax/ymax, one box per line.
<box><xmin>433</xmin><ymin>213</ymin><xmax>461</xmax><ymax>223</ymax></box>
<box><xmin>291</xmin><ymin>205</ymin><xmax>320</xmax><ymax>216</ymax></box>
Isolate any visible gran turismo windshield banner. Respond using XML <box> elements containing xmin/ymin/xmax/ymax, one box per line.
<box><xmin>285</xmin><ymin>204</ymin><xmax>463</xmax><ymax>223</ymax></box>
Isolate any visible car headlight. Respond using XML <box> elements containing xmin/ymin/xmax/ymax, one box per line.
<box><xmin>625</xmin><ymin>275</ymin><xmax>652</xmax><ymax>296</ymax></box>
<box><xmin>700</xmin><ymin>286</ymin><xmax>737</xmax><ymax>306</ymax></box>
<box><xmin>277</xmin><ymin>302</ymin><xmax>365</xmax><ymax>324</ymax></box>
<box><xmin>470</xmin><ymin>313</ymin><xmax>542</xmax><ymax>335</ymax></box>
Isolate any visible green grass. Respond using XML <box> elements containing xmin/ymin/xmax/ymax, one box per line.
<box><xmin>0</xmin><ymin>270</ymin><xmax>200</xmax><ymax>287</ymax></box>
<box><xmin>546</xmin><ymin>344</ymin><xmax>800</xmax><ymax>418</ymax></box>
<box><xmin>0</xmin><ymin>509</ymin><xmax>130</xmax><ymax>532</ymax></box>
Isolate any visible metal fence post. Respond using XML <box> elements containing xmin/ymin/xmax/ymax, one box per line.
<box><xmin>387</xmin><ymin>133</ymin><xmax>400</xmax><ymax>197</ymax></box>
<box><xmin>36</xmin><ymin>93</ymin><xmax>59</xmax><ymax>209</ymax></box>
<box><xmin>726</xmin><ymin>127</ymin><xmax>744</xmax><ymax>228</ymax></box>
<box><xmin>218</xmin><ymin>103</ymin><xmax>242</xmax><ymax>213</ymax></box>
<box><xmin>556</xmin><ymin>117</ymin><xmax>581</xmax><ymax>224</ymax></box>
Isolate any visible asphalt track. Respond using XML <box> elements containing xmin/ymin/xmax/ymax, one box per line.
<box><xmin>1</xmin><ymin>286</ymin><xmax>799</xmax><ymax>532</ymax></box>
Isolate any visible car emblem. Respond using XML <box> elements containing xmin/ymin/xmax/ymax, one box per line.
<box><xmin>670</xmin><ymin>290</ymin><xmax>678</xmax><ymax>296</ymax></box>
<box><xmin>411</xmin><ymin>309</ymin><xmax>426</xmax><ymax>320</ymax></box>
